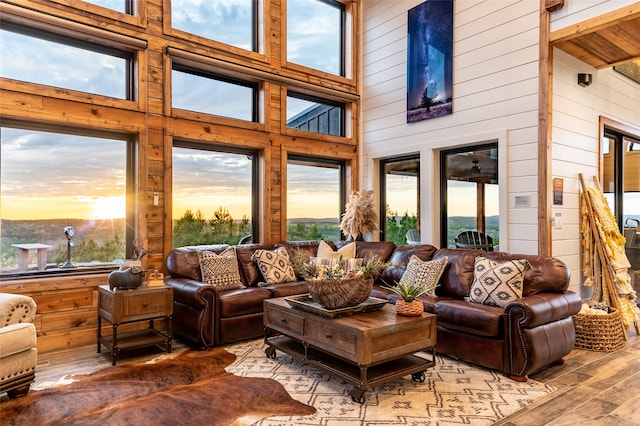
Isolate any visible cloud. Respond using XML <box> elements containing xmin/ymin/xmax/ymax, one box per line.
<box><xmin>172</xmin><ymin>0</ymin><xmax>253</xmax><ymax>50</ymax></box>
<box><xmin>287</xmin><ymin>0</ymin><xmax>341</xmax><ymax>75</ymax></box>
<box><xmin>172</xmin><ymin>70</ymin><xmax>254</xmax><ymax>120</ymax></box>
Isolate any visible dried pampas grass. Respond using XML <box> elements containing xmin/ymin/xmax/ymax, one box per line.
<box><xmin>339</xmin><ymin>190</ymin><xmax>378</xmax><ymax>240</ymax></box>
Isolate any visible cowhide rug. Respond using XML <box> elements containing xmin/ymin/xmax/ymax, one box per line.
<box><xmin>0</xmin><ymin>347</ymin><xmax>315</xmax><ymax>426</ymax></box>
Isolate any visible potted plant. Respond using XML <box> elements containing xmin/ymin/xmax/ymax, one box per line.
<box><xmin>383</xmin><ymin>280</ymin><xmax>429</xmax><ymax>316</ymax></box>
<box><xmin>339</xmin><ymin>190</ymin><xmax>378</xmax><ymax>241</ymax></box>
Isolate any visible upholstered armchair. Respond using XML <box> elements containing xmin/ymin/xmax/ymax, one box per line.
<box><xmin>0</xmin><ymin>293</ymin><xmax>37</xmax><ymax>398</ymax></box>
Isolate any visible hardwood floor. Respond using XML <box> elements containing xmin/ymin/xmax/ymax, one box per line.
<box><xmin>496</xmin><ymin>330</ymin><xmax>640</xmax><ymax>426</ymax></box>
<box><xmin>4</xmin><ymin>331</ymin><xmax>639</xmax><ymax>425</ymax></box>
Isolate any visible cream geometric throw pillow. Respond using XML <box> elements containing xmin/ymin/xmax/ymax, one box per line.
<box><xmin>197</xmin><ymin>247</ymin><xmax>245</xmax><ymax>291</ymax></box>
<box><xmin>252</xmin><ymin>247</ymin><xmax>297</xmax><ymax>284</ymax></box>
<box><xmin>468</xmin><ymin>257</ymin><xmax>531</xmax><ymax>307</ymax></box>
<box><xmin>400</xmin><ymin>255</ymin><xmax>448</xmax><ymax>296</ymax></box>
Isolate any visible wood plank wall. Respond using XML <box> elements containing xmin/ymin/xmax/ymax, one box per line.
<box><xmin>0</xmin><ymin>0</ymin><xmax>361</xmax><ymax>352</ymax></box>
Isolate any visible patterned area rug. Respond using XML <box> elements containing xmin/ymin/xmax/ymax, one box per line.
<box><xmin>225</xmin><ymin>340</ymin><xmax>556</xmax><ymax>426</ymax></box>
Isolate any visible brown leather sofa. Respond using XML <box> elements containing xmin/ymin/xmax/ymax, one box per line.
<box><xmin>165</xmin><ymin>240</ymin><xmax>581</xmax><ymax>381</ymax></box>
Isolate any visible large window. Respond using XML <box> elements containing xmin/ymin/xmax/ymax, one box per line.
<box><xmin>380</xmin><ymin>156</ymin><xmax>419</xmax><ymax>245</ymax></box>
<box><xmin>287</xmin><ymin>0</ymin><xmax>345</xmax><ymax>76</ymax></box>
<box><xmin>0</xmin><ymin>25</ymin><xmax>134</xmax><ymax>100</ymax></box>
<box><xmin>287</xmin><ymin>156</ymin><xmax>344</xmax><ymax>241</ymax></box>
<box><xmin>172</xmin><ymin>143</ymin><xmax>258</xmax><ymax>246</ymax></box>
<box><xmin>172</xmin><ymin>66</ymin><xmax>259</xmax><ymax>121</ymax></box>
<box><xmin>440</xmin><ymin>144</ymin><xmax>499</xmax><ymax>249</ymax></box>
<box><xmin>171</xmin><ymin>0</ymin><xmax>258</xmax><ymax>51</ymax></box>
<box><xmin>0</xmin><ymin>127</ymin><xmax>135</xmax><ymax>277</ymax></box>
<box><xmin>287</xmin><ymin>93</ymin><xmax>345</xmax><ymax>136</ymax></box>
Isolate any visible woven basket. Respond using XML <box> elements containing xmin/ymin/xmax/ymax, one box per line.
<box><xmin>573</xmin><ymin>308</ymin><xmax>626</xmax><ymax>352</ymax></box>
<box><xmin>308</xmin><ymin>277</ymin><xmax>373</xmax><ymax>309</ymax></box>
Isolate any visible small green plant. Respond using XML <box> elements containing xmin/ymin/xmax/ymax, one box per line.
<box><xmin>359</xmin><ymin>256</ymin><xmax>391</xmax><ymax>280</ymax></box>
<box><xmin>383</xmin><ymin>280</ymin><xmax>429</xmax><ymax>302</ymax></box>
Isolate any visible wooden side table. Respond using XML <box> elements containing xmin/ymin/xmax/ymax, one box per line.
<box><xmin>97</xmin><ymin>285</ymin><xmax>173</xmax><ymax>365</ymax></box>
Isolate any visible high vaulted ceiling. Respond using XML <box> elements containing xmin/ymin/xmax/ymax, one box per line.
<box><xmin>550</xmin><ymin>4</ymin><xmax>640</xmax><ymax>69</ymax></box>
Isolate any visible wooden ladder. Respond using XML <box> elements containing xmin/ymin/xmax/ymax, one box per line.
<box><xmin>579</xmin><ymin>173</ymin><xmax>639</xmax><ymax>336</ymax></box>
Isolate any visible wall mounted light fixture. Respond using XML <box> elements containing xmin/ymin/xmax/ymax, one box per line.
<box><xmin>578</xmin><ymin>73</ymin><xmax>593</xmax><ymax>87</ymax></box>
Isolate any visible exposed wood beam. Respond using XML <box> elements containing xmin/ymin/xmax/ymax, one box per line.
<box><xmin>538</xmin><ymin>0</ymin><xmax>553</xmax><ymax>256</ymax></box>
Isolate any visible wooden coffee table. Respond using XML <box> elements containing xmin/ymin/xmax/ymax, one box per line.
<box><xmin>263</xmin><ymin>297</ymin><xmax>436</xmax><ymax>403</ymax></box>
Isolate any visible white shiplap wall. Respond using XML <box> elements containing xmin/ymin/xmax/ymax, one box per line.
<box><xmin>361</xmin><ymin>0</ymin><xmax>540</xmax><ymax>254</ymax></box>
<box><xmin>361</xmin><ymin>0</ymin><xmax>640</xmax><ymax>295</ymax></box>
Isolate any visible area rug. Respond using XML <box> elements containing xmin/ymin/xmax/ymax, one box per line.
<box><xmin>0</xmin><ymin>347</ymin><xmax>314</xmax><ymax>425</ymax></box>
<box><xmin>225</xmin><ymin>340</ymin><xmax>557</xmax><ymax>425</ymax></box>
<box><xmin>1</xmin><ymin>340</ymin><xmax>555</xmax><ymax>426</ymax></box>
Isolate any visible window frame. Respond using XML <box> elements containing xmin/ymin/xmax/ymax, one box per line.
<box><xmin>0</xmin><ymin>122</ymin><xmax>139</xmax><ymax>279</ymax></box>
<box><xmin>171</xmin><ymin>64</ymin><xmax>260</xmax><ymax>122</ymax></box>
<box><xmin>285</xmin><ymin>0</ymin><xmax>346</xmax><ymax>77</ymax></box>
<box><xmin>603</xmin><ymin>126</ymin><xmax>640</xmax><ymax>230</ymax></box>
<box><xmin>41</xmin><ymin>0</ymin><xmax>144</xmax><ymax>26</ymax></box>
<box><xmin>166</xmin><ymin>0</ymin><xmax>262</xmax><ymax>58</ymax></box>
<box><xmin>286</xmin><ymin>154</ymin><xmax>346</xmax><ymax>241</ymax></box>
<box><xmin>171</xmin><ymin>140</ymin><xmax>260</xmax><ymax>245</ymax></box>
<box><xmin>379</xmin><ymin>154</ymin><xmax>420</xmax><ymax>243</ymax></box>
<box><xmin>439</xmin><ymin>142</ymin><xmax>499</xmax><ymax>249</ymax></box>
<box><xmin>0</xmin><ymin>20</ymin><xmax>141</xmax><ymax>104</ymax></box>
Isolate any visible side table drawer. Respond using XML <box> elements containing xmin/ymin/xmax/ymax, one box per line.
<box><xmin>122</xmin><ymin>291</ymin><xmax>169</xmax><ymax>319</ymax></box>
<box><xmin>265</xmin><ymin>307</ymin><xmax>304</xmax><ymax>336</ymax></box>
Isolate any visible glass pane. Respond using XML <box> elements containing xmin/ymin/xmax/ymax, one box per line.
<box><xmin>0</xmin><ymin>28</ymin><xmax>130</xmax><ymax>99</ymax></box>
<box><xmin>287</xmin><ymin>161</ymin><xmax>341</xmax><ymax>241</ymax></box>
<box><xmin>85</xmin><ymin>0</ymin><xmax>128</xmax><ymax>13</ymax></box>
<box><xmin>172</xmin><ymin>0</ymin><xmax>255</xmax><ymax>51</ymax></box>
<box><xmin>172</xmin><ymin>69</ymin><xmax>256</xmax><ymax>121</ymax></box>
<box><xmin>1</xmin><ymin>128</ymin><xmax>127</xmax><ymax>275</ymax></box>
<box><xmin>287</xmin><ymin>0</ymin><xmax>342</xmax><ymax>75</ymax></box>
<box><xmin>602</xmin><ymin>135</ymin><xmax>616</xmax><ymax>210</ymax></box>
<box><xmin>446</xmin><ymin>181</ymin><xmax>477</xmax><ymax>248</ymax></box>
<box><xmin>172</xmin><ymin>146</ymin><xmax>253</xmax><ymax>246</ymax></box>
<box><xmin>623</xmin><ymin>137</ymin><xmax>640</xmax><ymax>280</ymax></box>
<box><xmin>383</xmin><ymin>158</ymin><xmax>418</xmax><ymax>245</ymax></box>
<box><xmin>287</xmin><ymin>95</ymin><xmax>343</xmax><ymax>136</ymax></box>
<box><xmin>443</xmin><ymin>146</ymin><xmax>499</xmax><ymax>249</ymax></box>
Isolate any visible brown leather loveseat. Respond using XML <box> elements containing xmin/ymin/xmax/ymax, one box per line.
<box><xmin>165</xmin><ymin>240</ymin><xmax>581</xmax><ymax>381</ymax></box>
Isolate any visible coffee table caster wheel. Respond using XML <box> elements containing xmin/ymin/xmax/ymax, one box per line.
<box><xmin>350</xmin><ymin>389</ymin><xmax>365</xmax><ymax>404</ymax></box>
<box><xmin>412</xmin><ymin>371</ymin><xmax>425</xmax><ymax>383</ymax></box>
<box><xmin>265</xmin><ymin>346</ymin><xmax>276</xmax><ymax>359</ymax></box>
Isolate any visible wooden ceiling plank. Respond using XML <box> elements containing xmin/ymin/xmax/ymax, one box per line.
<box><xmin>550</xmin><ymin>4</ymin><xmax>640</xmax><ymax>43</ymax></box>
<box><xmin>578</xmin><ymin>32</ymin><xmax>633</xmax><ymax>64</ymax></box>
<box><xmin>600</xmin><ymin>26</ymin><xmax>640</xmax><ymax>58</ymax></box>
<box><xmin>550</xmin><ymin>4</ymin><xmax>640</xmax><ymax>68</ymax></box>
<box><xmin>555</xmin><ymin>40</ymin><xmax>609</xmax><ymax>68</ymax></box>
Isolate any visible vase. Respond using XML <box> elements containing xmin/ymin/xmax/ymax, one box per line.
<box><xmin>395</xmin><ymin>299</ymin><xmax>423</xmax><ymax>316</ymax></box>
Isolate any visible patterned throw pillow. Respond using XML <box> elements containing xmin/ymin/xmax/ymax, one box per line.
<box><xmin>468</xmin><ymin>257</ymin><xmax>531</xmax><ymax>307</ymax></box>
<box><xmin>316</xmin><ymin>240</ymin><xmax>356</xmax><ymax>259</ymax></box>
<box><xmin>197</xmin><ymin>247</ymin><xmax>245</xmax><ymax>291</ymax></box>
<box><xmin>400</xmin><ymin>255</ymin><xmax>448</xmax><ymax>295</ymax></box>
<box><xmin>252</xmin><ymin>247</ymin><xmax>297</xmax><ymax>284</ymax></box>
